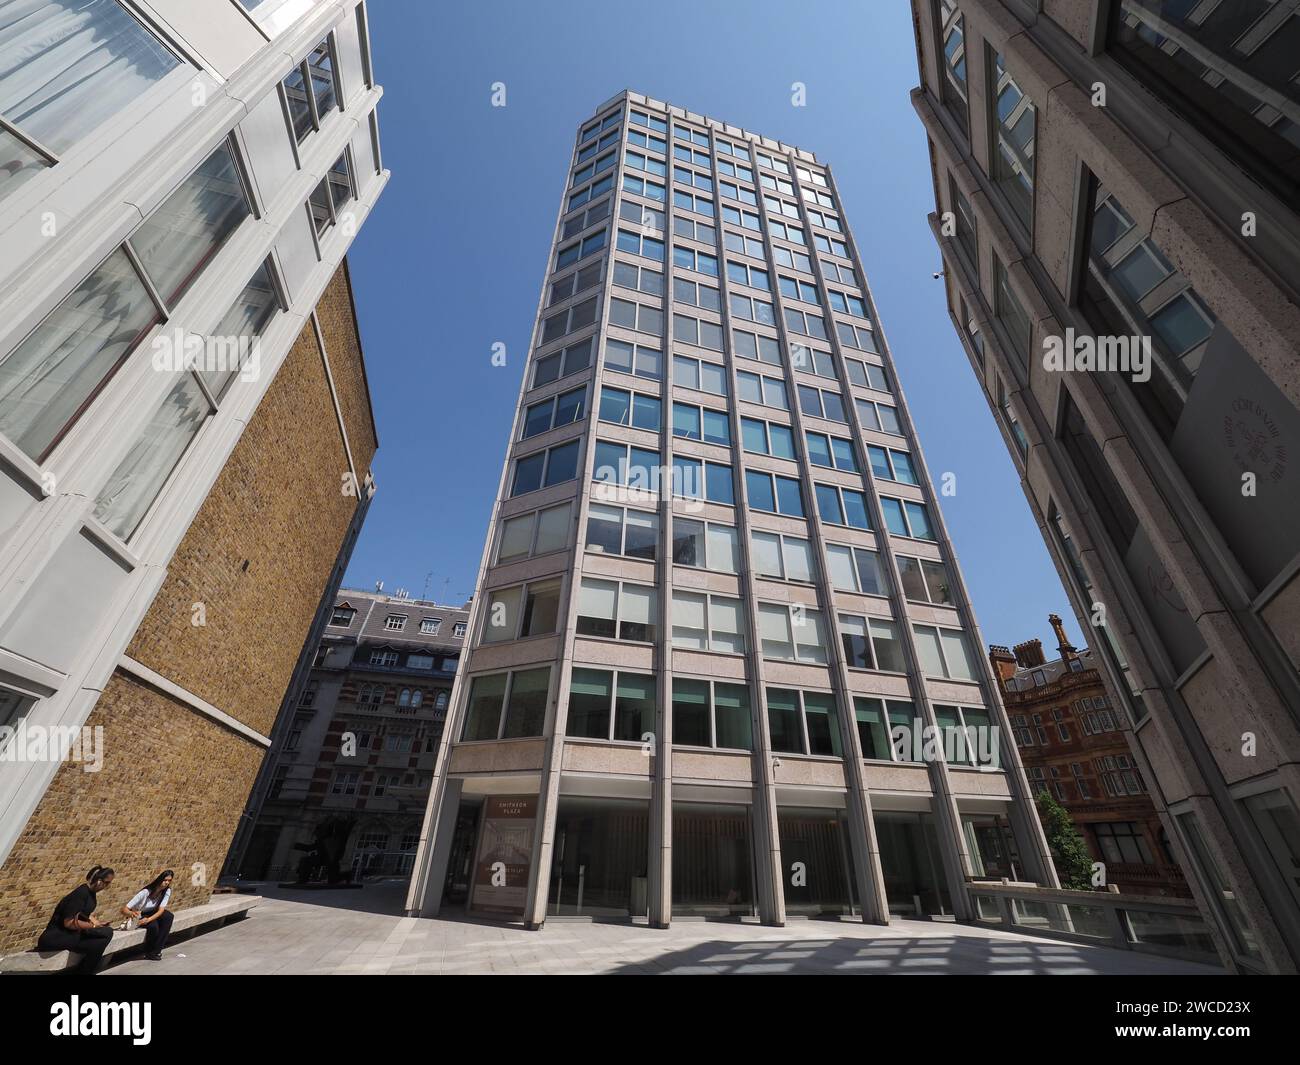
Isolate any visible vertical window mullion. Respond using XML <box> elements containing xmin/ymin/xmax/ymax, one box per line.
<box><xmin>607</xmin><ymin>671</ymin><xmax>616</xmax><ymax>742</ymax></box>
<box><xmin>224</xmin><ymin>130</ymin><xmax>261</xmax><ymax>219</ymax></box>
<box><xmin>368</xmin><ymin>109</ymin><xmax>382</xmax><ymax>173</ymax></box>
<box><xmin>935</xmin><ymin>626</ymin><xmax>952</xmax><ymax>677</ymax></box>
<box><xmin>324</xmin><ymin>170</ymin><xmax>340</xmax><ymax>227</ymax></box>
<box><xmin>708</xmin><ymin>681</ymin><xmax>717</xmax><ymax>749</ymax></box>
<box><xmin>303</xmin><ymin>60</ymin><xmax>321</xmax><ymax>131</ymax></box>
<box><xmin>190</xmin><ymin>370</ymin><xmax>219</xmax><ymax>411</ymax></box>
<box><xmin>0</xmin><ymin>113</ymin><xmax>58</xmax><ymax>164</ymax></box>
<box><xmin>325</xmin><ymin>33</ymin><xmax>345</xmax><ymax>112</ymax></box>
<box><xmin>276</xmin><ymin>81</ymin><xmax>302</xmax><ymax>165</ymax></box>
<box><xmin>121</xmin><ymin>238</ymin><xmax>170</xmax><ymax>319</ymax></box>
<box><xmin>798</xmin><ymin>692</ymin><xmax>811</xmax><ymax>755</ymax></box>
<box><xmin>497</xmin><ymin>671</ymin><xmax>513</xmax><ymax>740</ymax></box>
<box><xmin>341</xmin><ymin>146</ymin><xmax>357</xmax><ymax>202</ymax></box>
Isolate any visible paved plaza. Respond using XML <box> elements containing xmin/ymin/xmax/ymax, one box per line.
<box><xmin>100</xmin><ymin>882</ymin><xmax>1223</xmax><ymax>976</ymax></box>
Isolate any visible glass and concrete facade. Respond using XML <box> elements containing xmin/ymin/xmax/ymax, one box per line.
<box><xmin>407</xmin><ymin>90</ymin><xmax>1056</xmax><ymax>929</ymax></box>
<box><xmin>911</xmin><ymin>0</ymin><xmax>1300</xmax><ymax>972</ymax></box>
<box><xmin>0</xmin><ymin>1</ymin><xmax>386</xmax><ymax>956</ymax></box>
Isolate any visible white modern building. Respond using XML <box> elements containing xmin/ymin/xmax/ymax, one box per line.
<box><xmin>407</xmin><ymin>90</ymin><xmax>1059</xmax><ymax>930</ymax></box>
<box><xmin>0</xmin><ymin>0</ymin><xmax>388</xmax><ymax>955</ymax></box>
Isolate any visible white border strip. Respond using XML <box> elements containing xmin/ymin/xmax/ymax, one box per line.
<box><xmin>118</xmin><ymin>655</ymin><xmax>271</xmax><ymax>747</ymax></box>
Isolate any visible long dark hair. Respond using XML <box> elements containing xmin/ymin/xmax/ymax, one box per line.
<box><xmin>85</xmin><ymin>865</ymin><xmax>114</xmax><ymax>886</ymax></box>
<box><xmin>143</xmin><ymin>869</ymin><xmax>174</xmax><ymax>898</ymax></box>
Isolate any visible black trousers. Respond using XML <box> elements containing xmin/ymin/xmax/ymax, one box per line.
<box><xmin>143</xmin><ymin>910</ymin><xmax>174</xmax><ymax>953</ymax></box>
<box><xmin>36</xmin><ymin>926</ymin><xmax>113</xmax><ymax>974</ymax></box>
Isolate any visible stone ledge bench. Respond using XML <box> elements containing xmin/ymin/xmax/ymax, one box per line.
<box><xmin>0</xmin><ymin>894</ymin><xmax>261</xmax><ymax>974</ymax></box>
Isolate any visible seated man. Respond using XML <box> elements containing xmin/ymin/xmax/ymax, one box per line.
<box><xmin>37</xmin><ymin>865</ymin><xmax>116</xmax><ymax>974</ymax></box>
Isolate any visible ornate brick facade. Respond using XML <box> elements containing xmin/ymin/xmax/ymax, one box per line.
<box><xmin>991</xmin><ymin>617</ymin><xmax>1188</xmax><ymax>898</ymax></box>
<box><xmin>228</xmin><ymin>589</ymin><xmax>470</xmax><ymax>884</ymax></box>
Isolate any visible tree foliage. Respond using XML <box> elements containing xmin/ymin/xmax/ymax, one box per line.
<box><xmin>1036</xmin><ymin>790</ymin><xmax>1095</xmax><ymax>890</ymax></box>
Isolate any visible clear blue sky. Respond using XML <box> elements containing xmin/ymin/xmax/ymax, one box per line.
<box><xmin>342</xmin><ymin>0</ymin><xmax>1076</xmax><ymax>654</ymax></box>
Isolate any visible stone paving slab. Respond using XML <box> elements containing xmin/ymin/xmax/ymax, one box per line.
<box><xmin>103</xmin><ymin>881</ymin><xmax>1223</xmax><ymax>976</ymax></box>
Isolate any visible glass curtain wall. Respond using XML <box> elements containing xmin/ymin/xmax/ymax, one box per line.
<box><xmin>961</xmin><ymin>812</ymin><xmax>1023</xmax><ymax>881</ymax></box>
<box><xmin>672</xmin><ymin>802</ymin><xmax>757</xmax><ymax>917</ymax></box>
<box><xmin>777</xmin><ymin>807</ymin><xmax>857</xmax><ymax>916</ymax></box>
<box><xmin>548</xmin><ymin>797</ymin><xmax>650</xmax><ymax>917</ymax></box>
<box><xmin>874</xmin><ymin>810</ymin><xmax>953</xmax><ymax>916</ymax></box>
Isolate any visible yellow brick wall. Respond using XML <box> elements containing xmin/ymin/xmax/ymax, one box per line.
<box><xmin>0</xmin><ymin>672</ymin><xmax>264</xmax><ymax>955</ymax></box>
<box><xmin>317</xmin><ymin>260</ymin><xmax>381</xmax><ymax>464</ymax></box>
<box><xmin>126</xmin><ymin>265</ymin><xmax>377</xmax><ymax>739</ymax></box>
<box><xmin>0</xmin><ymin>263</ymin><xmax>377</xmax><ymax>956</ymax></box>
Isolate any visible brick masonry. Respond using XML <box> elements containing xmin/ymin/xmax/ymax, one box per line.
<box><xmin>0</xmin><ymin>262</ymin><xmax>377</xmax><ymax>956</ymax></box>
<box><xmin>990</xmin><ymin>630</ymin><xmax>1188</xmax><ymax>899</ymax></box>
<box><xmin>0</xmin><ymin>673</ymin><xmax>264</xmax><ymax>954</ymax></box>
<box><xmin>315</xmin><ymin>265</ymin><xmax>380</xmax><ymax>465</ymax></box>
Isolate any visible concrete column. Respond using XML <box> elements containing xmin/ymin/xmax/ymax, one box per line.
<box><xmin>521</xmin><ymin>671</ymin><xmax>570</xmax><ymax>929</ymax></box>
<box><xmin>411</xmin><ymin>777</ymin><xmax>462</xmax><ymax>917</ymax></box>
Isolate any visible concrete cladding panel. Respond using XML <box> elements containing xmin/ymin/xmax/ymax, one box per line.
<box><xmin>139</xmin><ymin>0</ymin><xmax>266</xmax><ymax>79</ymax></box>
<box><xmin>239</xmin><ymin>89</ymin><xmax>301</xmax><ymax>213</ymax></box>
<box><xmin>0</xmin><ymin>530</ymin><xmax>133</xmax><ymax>675</ymax></box>
<box><xmin>333</xmin><ymin>6</ymin><xmax>368</xmax><ymax>106</ymax></box>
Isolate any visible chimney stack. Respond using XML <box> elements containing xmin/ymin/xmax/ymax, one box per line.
<box><xmin>1013</xmin><ymin>638</ymin><xmax>1045</xmax><ymax>668</ymax></box>
<box><xmin>1048</xmin><ymin>613</ymin><xmax>1076</xmax><ymax>657</ymax></box>
<box><xmin>988</xmin><ymin>645</ymin><xmax>1018</xmax><ymax>683</ymax></box>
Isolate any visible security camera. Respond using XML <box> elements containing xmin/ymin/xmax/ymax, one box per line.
<box><xmin>932</xmin><ymin>270</ymin><xmax>945</xmax><ymax>279</ymax></box>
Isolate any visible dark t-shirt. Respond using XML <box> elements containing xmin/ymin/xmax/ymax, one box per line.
<box><xmin>48</xmin><ymin>885</ymin><xmax>97</xmax><ymax>933</ymax></box>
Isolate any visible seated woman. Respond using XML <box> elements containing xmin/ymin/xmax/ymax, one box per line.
<box><xmin>122</xmin><ymin>869</ymin><xmax>175</xmax><ymax>961</ymax></box>
<box><xmin>37</xmin><ymin>865</ymin><xmax>116</xmax><ymax>974</ymax></box>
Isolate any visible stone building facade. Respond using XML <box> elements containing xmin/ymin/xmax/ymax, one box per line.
<box><xmin>227</xmin><ymin>589</ymin><xmax>469</xmax><ymax>882</ymax></box>
<box><xmin>911</xmin><ymin>0</ymin><xmax>1300</xmax><ymax>971</ymax></box>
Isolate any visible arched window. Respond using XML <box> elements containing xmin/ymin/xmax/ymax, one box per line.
<box><xmin>411</xmin><ymin>690</ymin><xmax>424</xmax><ymax>708</ymax></box>
<box><xmin>434</xmin><ymin>690</ymin><xmax>449</xmax><ymax>711</ymax></box>
<box><xmin>398</xmin><ymin>688</ymin><xmax>411</xmax><ymax>708</ymax></box>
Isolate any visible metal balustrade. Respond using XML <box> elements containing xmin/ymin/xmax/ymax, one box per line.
<box><xmin>967</xmin><ymin>879</ymin><xmax>1221</xmax><ymax>966</ymax></box>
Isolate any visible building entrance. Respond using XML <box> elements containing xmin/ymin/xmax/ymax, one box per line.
<box><xmin>672</xmin><ymin>802</ymin><xmax>757</xmax><ymax>917</ymax></box>
<box><xmin>442</xmin><ymin>797</ymin><xmax>482</xmax><ymax>907</ymax></box>
<box><xmin>874</xmin><ymin>810</ymin><xmax>953</xmax><ymax>916</ymax></box>
<box><xmin>548</xmin><ymin>797</ymin><xmax>650</xmax><ymax>917</ymax></box>
<box><xmin>777</xmin><ymin>807</ymin><xmax>857</xmax><ymax>916</ymax></box>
